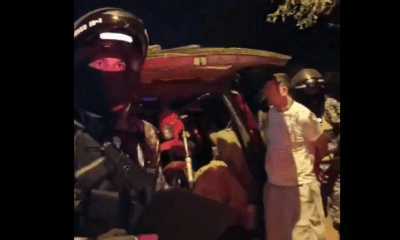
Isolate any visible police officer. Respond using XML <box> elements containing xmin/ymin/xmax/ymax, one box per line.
<box><xmin>74</xmin><ymin>7</ymin><xmax>164</xmax><ymax>238</ymax></box>
<box><xmin>292</xmin><ymin>68</ymin><xmax>326</xmax><ymax>119</ymax></box>
<box><xmin>292</xmin><ymin>68</ymin><xmax>340</xmax><ymax>234</ymax></box>
<box><xmin>74</xmin><ymin>8</ymin><xmax>252</xmax><ymax>240</ymax></box>
<box><xmin>292</xmin><ymin>69</ymin><xmax>340</xmax><ymax>131</ymax></box>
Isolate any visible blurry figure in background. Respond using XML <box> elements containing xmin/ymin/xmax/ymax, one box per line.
<box><xmin>157</xmin><ymin>115</ymin><xmax>254</xmax><ymax>230</ymax></box>
<box><xmin>209</xmin><ymin>129</ymin><xmax>252</xmax><ymax>200</ymax></box>
<box><xmin>158</xmin><ymin>111</ymin><xmax>186</xmax><ymax>166</ymax></box>
<box><xmin>159</xmin><ymin>111</ymin><xmax>183</xmax><ymax>142</ymax></box>
<box><xmin>292</xmin><ymin>69</ymin><xmax>340</xmax><ymax>127</ymax></box>
<box><xmin>321</xmin><ymin>95</ymin><xmax>340</xmax><ymax>235</ymax></box>
<box><xmin>323</xmin><ymin>97</ymin><xmax>340</xmax><ymax>134</ymax></box>
<box><xmin>158</xmin><ymin>110</ymin><xmax>204</xmax><ymax>169</ymax></box>
<box><xmin>292</xmin><ymin>69</ymin><xmax>326</xmax><ymax>120</ymax></box>
<box><xmin>158</xmin><ymin>110</ymin><xmax>197</xmax><ymax>189</ymax></box>
<box><xmin>262</xmin><ymin>73</ymin><xmax>328</xmax><ymax>240</ymax></box>
<box><xmin>292</xmin><ymin>69</ymin><xmax>340</xmax><ymax>234</ymax></box>
<box><xmin>192</xmin><ymin>129</ymin><xmax>253</xmax><ymax>232</ymax></box>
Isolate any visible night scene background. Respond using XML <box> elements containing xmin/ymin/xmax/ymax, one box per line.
<box><xmin>74</xmin><ymin>0</ymin><xmax>340</xmax><ymax>68</ymax></box>
<box><xmin>74</xmin><ymin>0</ymin><xmax>340</xmax><ymax>109</ymax></box>
<box><xmin>73</xmin><ymin>2</ymin><xmax>341</xmax><ymax>238</ymax></box>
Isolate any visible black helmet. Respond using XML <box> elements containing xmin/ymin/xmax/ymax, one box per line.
<box><xmin>74</xmin><ymin>8</ymin><xmax>149</xmax><ymax>123</ymax></box>
<box><xmin>292</xmin><ymin>69</ymin><xmax>324</xmax><ymax>89</ymax></box>
<box><xmin>74</xmin><ymin>7</ymin><xmax>149</xmax><ymax>62</ymax></box>
<box><xmin>291</xmin><ymin>68</ymin><xmax>326</xmax><ymax>117</ymax></box>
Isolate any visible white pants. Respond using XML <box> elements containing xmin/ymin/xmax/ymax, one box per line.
<box><xmin>264</xmin><ymin>181</ymin><xmax>326</xmax><ymax>240</ymax></box>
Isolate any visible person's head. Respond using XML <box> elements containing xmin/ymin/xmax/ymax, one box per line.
<box><xmin>292</xmin><ymin>69</ymin><xmax>324</xmax><ymax>96</ymax></box>
<box><xmin>159</xmin><ymin>111</ymin><xmax>184</xmax><ymax>140</ymax></box>
<box><xmin>263</xmin><ymin>73</ymin><xmax>292</xmax><ymax>110</ymax></box>
<box><xmin>163</xmin><ymin>161</ymin><xmax>189</xmax><ymax>188</ymax></box>
<box><xmin>74</xmin><ymin>8</ymin><xmax>149</xmax><ymax>116</ymax></box>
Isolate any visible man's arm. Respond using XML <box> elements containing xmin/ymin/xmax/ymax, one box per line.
<box><xmin>313</xmin><ymin>132</ymin><xmax>329</xmax><ymax>162</ymax></box>
<box><xmin>300</xmin><ymin>111</ymin><xmax>329</xmax><ymax>183</ymax></box>
<box><xmin>311</xmin><ymin>133</ymin><xmax>329</xmax><ymax>182</ymax></box>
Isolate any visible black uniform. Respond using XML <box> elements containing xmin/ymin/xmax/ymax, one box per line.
<box><xmin>74</xmin><ymin>8</ymin><xmax>247</xmax><ymax>240</ymax></box>
<box><xmin>73</xmin><ymin>8</ymin><xmax>159</xmax><ymax>237</ymax></box>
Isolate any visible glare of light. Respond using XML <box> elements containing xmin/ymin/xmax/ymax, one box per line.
<box><xmin>295</xmin><ymin>84</ymin><xmax>306</xmax><ymax>89</ymax></box>
<box><xmin>111</xmin><ymin>104</ymin><xmax>125</xmax><ymax>112</ymax></box>
<box><xmin>306</xmin><ymin>79</ymin><xmax>318</xmax><ymax>84</ymax></box>
<box><xmin>99</xmin><ymin>32</ymin><xmax>133</xmax><ymax>43</ymax></box>
<box><xmin>142</xmin><ymin>97</ymin><xmax>158</xmax><ymax>101</ymax></box>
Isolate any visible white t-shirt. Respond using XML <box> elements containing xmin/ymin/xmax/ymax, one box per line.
<box><xmin>264</xmin><ymin>101</ymin><xmax>323</xmax><ymax>186</ymax></box>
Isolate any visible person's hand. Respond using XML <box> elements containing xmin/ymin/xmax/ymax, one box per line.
<box><xmin>314</xmin><ymin>163</ymin><xmax>328</xmax><ymax>184</ymax></box>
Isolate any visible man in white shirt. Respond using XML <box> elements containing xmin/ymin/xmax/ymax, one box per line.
<box><xmin>262</xmin><ymin>73</ymin><xmax>328</xmax><ymax>240</ymax></box>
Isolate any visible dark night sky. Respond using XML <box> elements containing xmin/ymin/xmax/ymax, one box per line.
<box><xmin>74</xmin><ymin>0</ymin><xmax>340</xmax><ymax>71</ymax></box>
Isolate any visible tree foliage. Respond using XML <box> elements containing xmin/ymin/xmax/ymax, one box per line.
<box><xmin>266</xmin><ymin>0</ymin><xmax>339</xmax><ymax>29</ymax></box>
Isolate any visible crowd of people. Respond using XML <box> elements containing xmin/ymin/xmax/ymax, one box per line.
<box><xmin>74</xmin><ymin>7</ymin><xmax>340</xmax><ymax>240</ymax></box>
